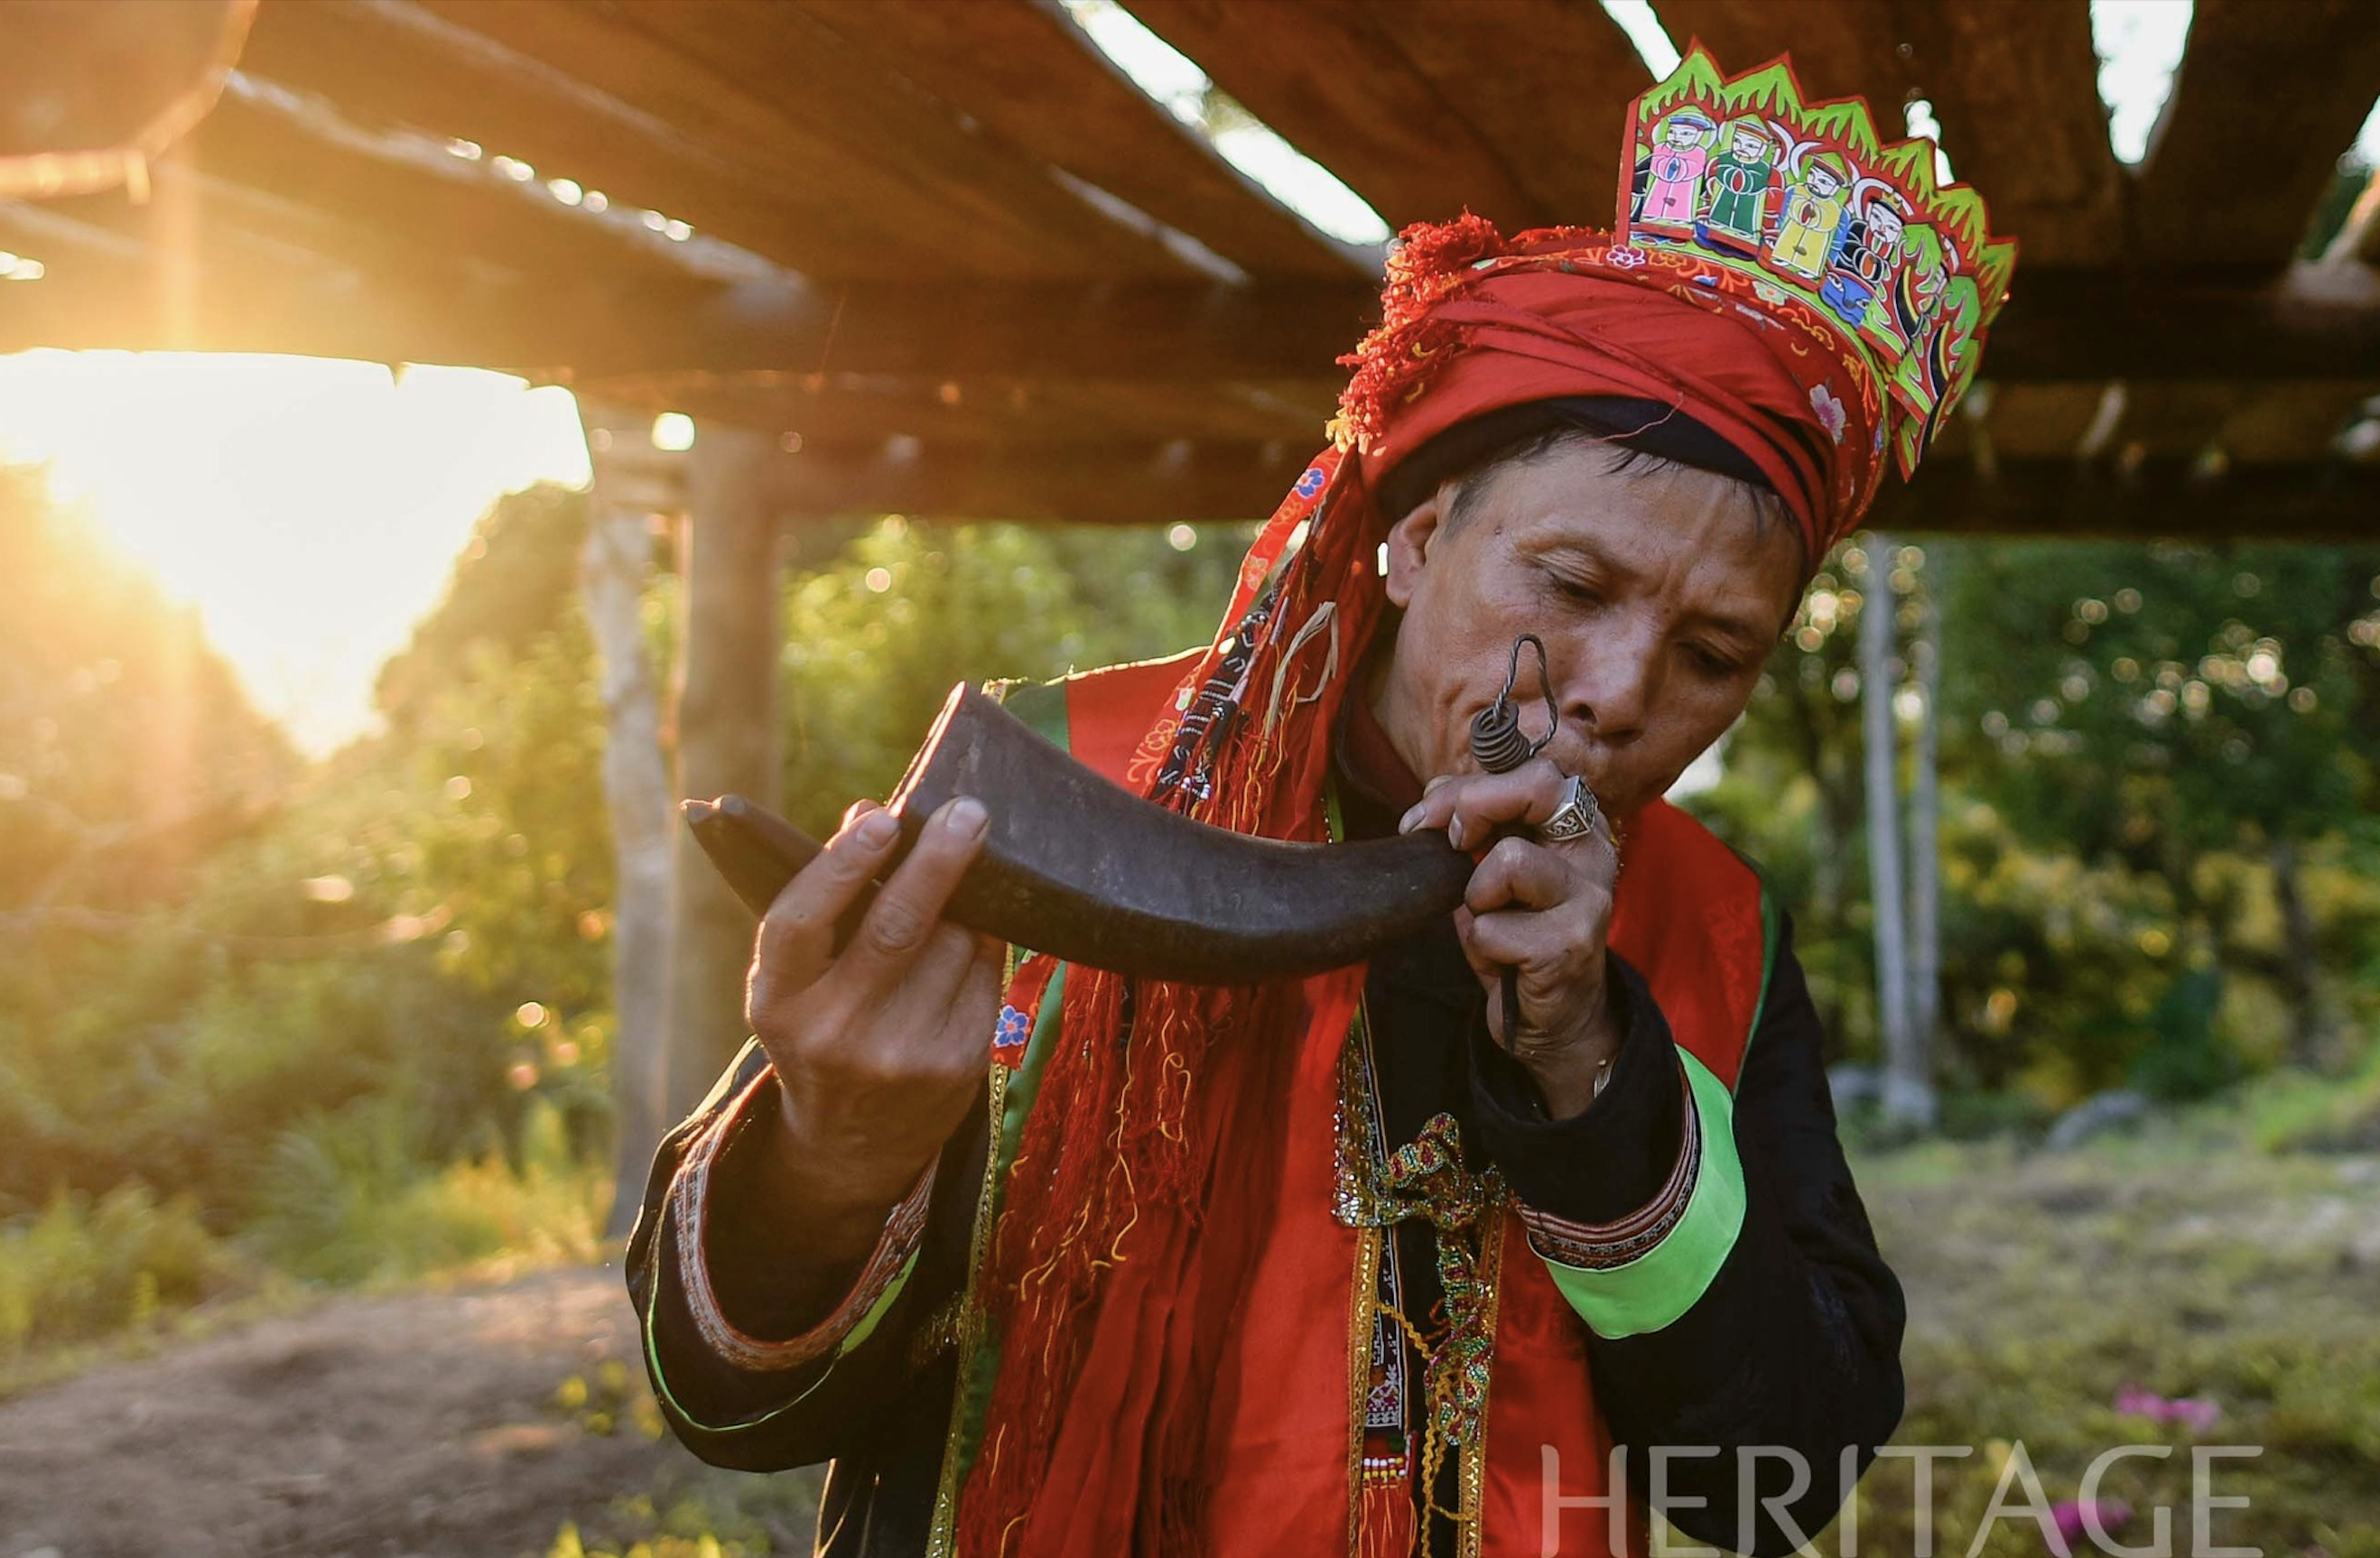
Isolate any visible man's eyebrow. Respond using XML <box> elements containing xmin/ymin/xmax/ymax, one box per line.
<box><xmin>1539</xmin><ymin>534</ymin><xmax>1777</xmax><ymax>645</ymax></box>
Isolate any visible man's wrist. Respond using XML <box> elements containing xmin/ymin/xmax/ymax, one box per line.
<box><xmin>769</xmin><ymin>1080</ymin><xmax>934</xmax><ymax>1263</ymax></box>
<box><xmin>1518</xmin><ymin>978</ymin><xmax>1628</xmax><ymax>1120</ymax></box>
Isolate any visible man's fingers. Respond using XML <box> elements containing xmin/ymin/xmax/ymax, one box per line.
<box><xmin>1464</xmin><ymin>835</ymin><xmax>1572</xmax><ymax>915</ymax></box>
<box><xmin>1399</xmin><ymin>757</ymin><xmax>1573</xmax><ymax>849</ymax></box>
<box><xmin>753</xmin><ymin>801</ymin><xmax>902</xmax><ymax>997</ymax></box>
<box><xmin>1459</xmin><ymin>900</ymin><xmax>1604</xmax><ymax>979</ymax></box>
<box><xmin>837</xmin><ymin>795</ymin><xmax>990</xmax><ymax>993</ymax></box>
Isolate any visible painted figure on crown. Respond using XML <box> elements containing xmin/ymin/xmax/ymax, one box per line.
<box><xmin>1634</xmin><ymin>107</ymin><xmax>1717</xmax><ymax>227</ymax></box>
<box><xmin>1695</xmin><ymin>119</ymin><xmax>1780</xmax><ymax>253</ymax></box>
<box><xmin>1768</xmin><ymin>151</ymin><xmax>1849</xmax><ymax>280</ymax></box>
<box><xmin>1822</xmin><ymin>191</ymin><xmax>1911</xmax><ymax>350</ymax></box>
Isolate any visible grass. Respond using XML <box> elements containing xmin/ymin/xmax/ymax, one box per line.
<box><xmin>541</xmin><ymin>1358</ymin><xmax>824</xmax><ymax>1558</ymax></box>
<box><xmin>246</xmin><ymin>1096</ymin><xmax>607</xmax><ymax>1286</ymax></box>
<box><xmin>0</xmin><ymin>1096</ymin><xmax>607</xmax><ymax>1400</ymax></box>
<box><xmin>0</xmin><ymin>1183</ymin><xmax>242</xmax><ymax>1361</ymax></box>
<box><xmin>1851</xmin><ymin>1119</ymin><xmax>2380</xmax><ymax>1557</ymax></box>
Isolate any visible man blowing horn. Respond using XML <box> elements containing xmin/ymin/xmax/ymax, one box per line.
<box><xmin>628</xmin><ymin>43</ymin><xmax>2016</xmax><ymax>1558</ymax></box>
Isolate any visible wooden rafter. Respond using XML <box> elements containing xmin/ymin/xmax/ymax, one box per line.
<box><xmin>1348</xmin><ymin>0</ymin><xmax>1651</xmax><ymax>227</ymax></box>
<box><xmin>416</xmin><ymin>0</ymin><xmax>1202</xmax><ymax>279</ymax></box>
<box><xmin>788</xmin><ymin>0</ymin><xmax>1366</xmax><ymax>279</ymax></box>
<box><xmin>2132</xmin><ymin>0</ymin><xmax>2380</xmax><ymax>272</ymax></box>
<box><xmin>1122</xmin><ymin>0</ymin><xmax>1550</xmax><ymax>230</ymax></box>
<box><xmin>1919</xmin><ymin>0</ymin><xmax>2123</xmax><ymax>267</ymax></box>
<box><xmin>232</xmin><ymin>0</ymin><xmax>913</xmax><ymax>277</ymax></box>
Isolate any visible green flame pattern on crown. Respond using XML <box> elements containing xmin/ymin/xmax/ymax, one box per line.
<box><xmin>1616</xmin><ymin>43</ymin><xmax>2019</xmax><ymax>478</ymax></box>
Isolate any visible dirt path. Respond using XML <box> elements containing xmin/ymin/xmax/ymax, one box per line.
<box><xmin>0</xmin><ymin>1267</ymin><xmax>756</xmax><ymax>1558</ymax></box>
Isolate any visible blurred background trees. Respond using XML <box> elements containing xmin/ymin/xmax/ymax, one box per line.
<box><xmin>1694</xmin><ymin>532</ymin><xmax>2380</xmax><ymax>1136</ymax></box>
<box><xmin>0</xmin><ymin>471</ymin><xmax>1243</xmax><ymax>1362</ymax></box>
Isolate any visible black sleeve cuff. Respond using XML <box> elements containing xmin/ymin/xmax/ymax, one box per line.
<box><xmin>702</xmin><ymin>1090</ymin><xmax>871</xmax><ymax>1340</ymax></box>
<box><xmin>1467</xmin><ymin>951</ymin><xmax>1687</xmax><ymax>1225</ymax></box>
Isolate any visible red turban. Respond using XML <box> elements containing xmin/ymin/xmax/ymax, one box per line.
<box><xmin>1338</xmin><ymin>217</ymin><xmax>1899</xmax><ymax>561</ymax></box>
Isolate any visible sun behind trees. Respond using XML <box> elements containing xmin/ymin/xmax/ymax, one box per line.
<box><xmin>0</xmin><ymin>475</ymin><xmax>1247</xmax><ymax>1366</ymax></box>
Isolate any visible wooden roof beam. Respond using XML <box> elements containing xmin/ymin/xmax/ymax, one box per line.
<box><xmin>413</xmin><ymin>0</ymin><xmax>1209</xmax><ymax>279</ymax></box>
<box><xmin>1121</xmin><ymin>0</ymin><xmax>1551</xmax><ymax>231</ymax></box>
<box><xmin>556</xmin><ymin>266</ymin><xmax>2380</xmax><ymax>385</ymax></box>
<box><xmin>787</xmin><ymin>0</ymin><xmax>1369</xmax><ymax>279</ymax></box>
<box><xmin>2132</xmin><ymin>0</ymin><xmax>2380</xmax><ymax>272</ymax></box>
<box><xmin>1873</xmin><ymin>456</ymin><xmax>2380</xmax><ymax>543</ymax></box>
<box><xmin>749</xmin><ymin>437</ymin><xmax>2380</xmax><ymax>542</ymax></box>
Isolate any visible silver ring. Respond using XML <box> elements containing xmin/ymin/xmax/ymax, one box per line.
<box><xmin>1535</xmin><ymin>774</ymin><xmax>1602</xmax><ymax>845</ymax></box>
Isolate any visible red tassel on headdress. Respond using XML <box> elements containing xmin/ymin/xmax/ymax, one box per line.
<box><xmin>957</xmin><ymin>449</ymin><xmax>1391</xmax><ymax>1557</ymax></box>
<box><xmin>1332</xmin><ymin>214</ymin><xmax>1510</xmax><ymax>455</ymax></box>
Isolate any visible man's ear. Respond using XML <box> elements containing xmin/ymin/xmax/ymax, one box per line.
<box><xmin>1382</xmin><ymin>485</ymin><xmax>1454</xmax><ymax>610</ymax></box>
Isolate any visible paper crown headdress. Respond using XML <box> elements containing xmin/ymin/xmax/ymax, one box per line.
<box><xmin>1334</xmin><ymin>43</ymin><xmax>2017</xmax><ymax>539</ymax></box>
<box><xmin>1619</xmin><ymin>44</ymin><xmax>2017</xmax><ymax>476</ymax></box>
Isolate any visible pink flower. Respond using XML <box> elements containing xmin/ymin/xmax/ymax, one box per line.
<box><xmin>2115</xmin><ymin>1384</ymin><xmax>2221</xmax><ymax>1433</ymax></box>
<box><xmin>1605</xmin><ymin>245</ymin><xmax>1648</xmax><ymax>269</ymax></box>
<box><xmin>1808</xmin><ymin>383</ymin><xmax>1847</xmax><ymax>443</ymax></box>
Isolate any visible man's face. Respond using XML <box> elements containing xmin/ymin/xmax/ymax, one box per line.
<box><xmin>1730</xmin><ymin>127</ymin><xmax>1766</xmax><ymax>161</ymax></box>
<box><xmin>1663</xmin><ymin>119</ymin><xmax>1703</xmax><ymax>149</ymax></box>
<box><xmin>1372</xmin><ymin>441</ymin><xmax>1802</xmax><ymax>819</ymax></box>
<box><xmin>1806</xmin><ymin>164</ymin><xmax>1843</xmax><ymax>199</ymax></box>
<box><xmin>1867</xmin><ymin>204</ymin><xmax>1904</xmax><ymax>249</ymax></box>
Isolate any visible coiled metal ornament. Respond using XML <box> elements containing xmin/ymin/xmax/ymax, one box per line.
<box><xmin>1469</xmin><ymin>633</ymin><xmax>1557</xmax><ymax>774</ymax></box>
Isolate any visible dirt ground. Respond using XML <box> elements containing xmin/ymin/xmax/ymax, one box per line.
<box><xmin>0</xmin><ymin>1267</ymin><xmax>764</xmax><ymax>1558</ymax></box>
<box><xmin>5</xmin><ymin>1141</ymin><xmax>2374</xmax><ymax>1558</ymax></box>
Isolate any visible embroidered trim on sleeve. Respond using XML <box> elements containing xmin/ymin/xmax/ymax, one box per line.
<box><xmin>1515</xmin><ymin>1066</ymin><xmax>1700</xmax><ymax>1271</ymax></box>
<box><xmin>670</xmin><ymin>1068</ymin><xmax>937</xmax><ymax>1374</ymax></box>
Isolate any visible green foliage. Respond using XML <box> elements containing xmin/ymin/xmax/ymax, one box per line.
<box><xmin>0</xmin><ymin>482</ymin><xmax>614</xmax><ymax>1231</ymax></box>
<box><xmin>1697</xmin><ymin>533</ymin><xmax>2380</xmax><ymax>1111</ymax></box>
<box><xmin>777</xmin><ymin>516</ymin><xmax>1244</xmax><ymax>836</ymax></box>
<box><xmin>0</xmin><ymin>1183</ymin><xmax>233</xmax><ymax>1359</ymax></box>
<box><xmin>1</xmin><ymin>468</ymin><xmax>1250</xmax><ymax>1362</ymax></box>
<box><xmin>247</xmin><ymin>1097</ymin><xmax>602</xmax><ymax>1285</ymax></box>
<box><xmin>0</xmin><ymin>475</ymin><xmax>617</xmax><ymax>1369</ymax></box>
<box><xmin>0</xmin><ymin>468</ymin><xmax>296</xmax><ymax>913</ymax></box>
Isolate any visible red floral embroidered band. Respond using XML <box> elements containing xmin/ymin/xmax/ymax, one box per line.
<box><xmin>671</xmin><ymin>1068</ymin><xmax>936</xmax><ymax>1375</ymax></box>
<box><xmin>1515</xmin><ymin>1064</ymin><xmax>1702</xmax><ymax>1272</ymax></box>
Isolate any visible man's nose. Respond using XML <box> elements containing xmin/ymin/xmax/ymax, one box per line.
<box><xmin>1558</xmin><ymin>637</ymin><xmax>1655</xmax><ymax>745</ymax></box>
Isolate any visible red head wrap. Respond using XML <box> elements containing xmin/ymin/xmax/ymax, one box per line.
<box><xmin>1341</xmin><ymin>216</ymin><xmax>1895</xmax><ymax>561</ymax></box>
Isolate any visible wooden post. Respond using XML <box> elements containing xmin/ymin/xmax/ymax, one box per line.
<box><xmin>1907</xmin><ymin>552</ymin><xmax>1944</xmax><ymax>1127</ymax></box>
<box><xmin>1861</xmin><ymin>538</ymin><xmax>1929</xmax><ymax>1134</ymax></box>
<box><xmin>581</xmin><ymin>403</ymin><xmax>680</xmax><ymax>1237</ymax></box>
<box><xmin>665</xmin><ymin>422</ymin><xmax>782</xmax><ymax>1123</ymax></box>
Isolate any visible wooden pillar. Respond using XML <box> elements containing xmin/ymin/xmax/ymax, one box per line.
<box><xmin>1907</xmin><ymin>553</ymin><xmax>1944</xmax><ymax>1117</ymax></box>
<box><xmin>580</xmin><ymin>403</ymin><xmax>680</xmax><ymax>1236</ymax></box>
<box><xmin>1862</xmin><ymin>537</ymin><xmax>1933</xmax><ymax>1135</ymax></box>
<box><xmin>665</xmin><ymin>422</ymin><xmax>783</xmax><ymax>1122</ymax></box>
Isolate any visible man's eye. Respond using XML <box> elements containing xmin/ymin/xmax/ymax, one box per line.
<box><xmin>1687</xmin><ymin>644</ymin><xmax>1745</xmax><ymax>675</ymax></box>
<box><xmin>1541</xmin><ymin>567</ymin><xmax>1600</xmax><ymax>605</ymax></box>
